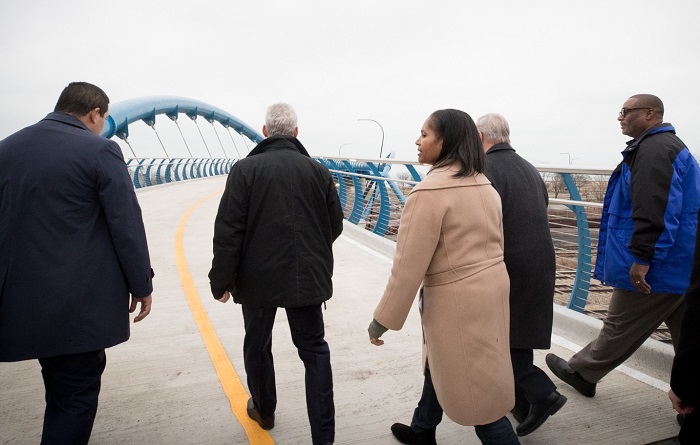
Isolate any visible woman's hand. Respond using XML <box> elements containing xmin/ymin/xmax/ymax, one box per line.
<box><xmin>368</xmin><ymin>319</ymin><xmax>388</xmax><ymax>346</ymax></box>
<box><xmin>369</xmin><ymin>334</ymin><xmax>384</xmax><ymax>346</ymax></box>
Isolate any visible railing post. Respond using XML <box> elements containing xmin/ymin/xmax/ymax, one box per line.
<box><xmin>559</xmin><ymin>173</ymin><xmax>593</xmax><ymax>312</ymax></box>
<box><xmin>318</xmin><ymin>159</ymin><xmax>348</xmax><ymax>211</ymax></box>
<box><xmin>366</xmin><ymin>162</ymin><xmax>391</xmax><ymax>236</ymax></box>
<box><xmin>341</xmin><ymin>160</ymin><xmax>366</xmax><ymax>224</ymax></box>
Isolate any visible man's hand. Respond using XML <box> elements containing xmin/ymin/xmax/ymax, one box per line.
<box><xmin>217</xmin><ymin>291</ymin><xmax>231</xmax><ymax>303</ymax></box>
<box><xmin>130</xmin><ymin>294</ymin><xmax>152</xmax><ymax>322</ymax></box>
<box><xmin>630</xmin><ymin>262</ymin><xmax>651</xmax><ymax>294</ymax></box>
<box><xmin>669</xmin><ymin>388</ymin><xmax>694</xmax><ymax>415</ymax></box>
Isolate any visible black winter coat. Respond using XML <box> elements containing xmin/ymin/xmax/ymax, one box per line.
<box><xmin>484</xmin><ymin>143</ymin><xmax>556</xmax><ymax>349</ymax></box>
<box><xmin>671</xmin><ymin>211</ymin><xmax>700</xmax><ymax>409</ymax></box>
<box><xmin>209</xmin><ymin>136</ymin><xmax>344</xmax><ymax>307</ymax></box>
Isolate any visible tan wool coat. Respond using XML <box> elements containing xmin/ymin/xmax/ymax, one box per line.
<box><xmin>373</xmin><ymin>163</ymin><xmax>514</xmax><ymax>426</ymax></box>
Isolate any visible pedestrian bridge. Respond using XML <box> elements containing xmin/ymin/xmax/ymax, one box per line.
<box><xmin>0</xmin><ymin>97</ymin><xmax>681</xmax><ymax>444</ymax></box>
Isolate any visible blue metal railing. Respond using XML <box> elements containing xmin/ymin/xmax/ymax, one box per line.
<box><xmin>317</xmin><ymin>156</ymin><xmax>613</xmax><ymax>315</ymax></box>
<box><xmin>125</xmin><ymin>158</ymin><xmax>236</xmax><ymax>189</ymax></box>
<box><xmin>125</xmin><ymin>154</ymin><xmax>613</xmax><ymax>315</ymax></box>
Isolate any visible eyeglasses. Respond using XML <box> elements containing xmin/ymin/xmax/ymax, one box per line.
<box><xmin>619</xmin><ymin>107</ymin><xmax>652</xmax><ymax>117</ymax></box>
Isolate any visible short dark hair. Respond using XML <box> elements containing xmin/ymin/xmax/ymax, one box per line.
<box><xmin>428</xmin><ymin>109</ymin><xmax>484</xmax><ymax>177</ymax></box>
<box><xmin>630</xmin><ymin>94</ymin><xmax>664</xmax><ymax>117</ymax></box>
<box><xmin>54</xmin><ymin>82</ymin><xmax>109</xmax><ymax>117</ymax></box>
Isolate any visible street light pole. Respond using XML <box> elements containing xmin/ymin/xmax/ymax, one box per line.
<box><xmin>560</xmin><ymin>152</ymin><xmax>572</xmax><ymax>165</ymax></box>
<box><xmin>358</xmin><ymin>118</ymin><xmax>385</xmax><ymax>159</ymax></box>
<box><xmin>339</xmin><ymin>143</ymin><xmax>352</xmax><ymax>156</ymax></box>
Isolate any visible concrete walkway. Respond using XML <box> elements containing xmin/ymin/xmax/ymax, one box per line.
<box><xmin>0</xmin><ymin>176</ymin><xmax>682</xmax><ymax>444</ymax></box>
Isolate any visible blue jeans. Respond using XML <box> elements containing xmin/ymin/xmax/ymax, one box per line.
<box><xmin>412</xmin><ymin>369</ymin><xmax>520</xmax><ymax>445</ymax></box>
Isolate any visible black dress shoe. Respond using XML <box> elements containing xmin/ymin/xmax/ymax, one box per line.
<box><xmin>390</xmin><ymin>423</ymin><xmax>437</xmax><ymax>445</ymax></box>
<box><xmin>246</xmin><ymin>397</ymin><xmax>275</xmax><ymax>430</ymax></box>
<box><xmin>545</xmin><ymin>353</ymin><xmax>596</xmax><ymax>397</ymax></box>
<box><xmin>516</xmin><ymin>390</ymin><xmax>567</xmax><ymax>436</ymax></box>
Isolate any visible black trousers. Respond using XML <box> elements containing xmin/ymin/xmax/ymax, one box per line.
<box><xmin>511</xmin><ymin>348</ymin><xmax>556</xmax><ymax>409</ymax></box>
<box><xmin>38</xmin><ymin>349</ymin><xmax>107</xmax><ymax>445</ymax></box>
<box><xmin>242</xmin><ymin>304</ymin><xmax>334</xmax><ymax>445</ymax></box>
<box><xmin>680</xmin><ymin>410</ymin><xmax>700</xmax><ymax>445</ymax></box>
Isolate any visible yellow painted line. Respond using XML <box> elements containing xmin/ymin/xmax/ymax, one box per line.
<box><xmin>174</xmin><ymin>189</ymin><xmax>274</xmax><ymax>445</ymax></box>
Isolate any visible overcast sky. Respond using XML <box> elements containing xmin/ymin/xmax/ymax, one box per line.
<box><xmin>2</xmin><ymin>0</ymin><xmax>699</xmax><ymax>167</ymax></box>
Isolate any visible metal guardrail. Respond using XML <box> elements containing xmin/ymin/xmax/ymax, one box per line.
<box><xmin>316</xmin><ymin>156</ymin><xmax>619</xmax><ymax>324</ymax></box>
<box><xmin>129</xmin><ymin>155</ymin><xmax>634</xmax><ymax>334</ymax></box>
<box><xmin>125</xmin><ymin>158</ymin><xmax>236</xmax><ymax>188</ymax></box>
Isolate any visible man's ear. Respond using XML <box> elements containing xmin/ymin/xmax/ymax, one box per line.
<box><xmin>293</xmin><ymin>127</ymin><xmax>299</xmax><ymax>137</ymax></box>
<box><xmin>262</xmin><ymin>125</ymin><xmax>269</xmax><ymax>137</ymax></box>
<box><xmin>90</xmin><ymin>107</ymin><xmax>101</xmax><ymax>124</ymax></box>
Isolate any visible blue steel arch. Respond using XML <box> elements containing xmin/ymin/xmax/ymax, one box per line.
<box><xmin>100</xmin><ymin>95</ymin><xmax>264</xmax><ymax>143</ymax></box>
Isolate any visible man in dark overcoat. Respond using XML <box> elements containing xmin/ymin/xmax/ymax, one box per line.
<box><xmin>0</xmin><ymin>82</ymin><xmax>154</xmax><ymax>444</ymax></box>
<box><xmin>669</xmin><ymin>211</ymin><xmax>700</xmax><ymax>444</ymax></box>
<box><xmin>478</xmin><ymin>113</ymin><xmax>564</xmax><ymax>437</ymax></box>
<box><xmin>209</xmin><ymin>102</ymin><xmax>344</xmax><ymax>445</ymax></box>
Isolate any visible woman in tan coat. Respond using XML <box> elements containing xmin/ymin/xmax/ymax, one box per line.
<box><xmin>369</xmin><ymin>109</ymin><xmax>519</xmax><ymax>445</ymax></box>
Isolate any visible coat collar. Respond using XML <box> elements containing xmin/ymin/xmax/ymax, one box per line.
<box><xmin>41</xmin><ymin>112</ymin><xmax>91</xmax><ymax>133</ymax></box>
<box><xmin>485</xmin><ymin>142</ymin><xmax>515</xmax><ymax>154</ymax></box>
<box><xmin>246</xmin><ymin>136</ymin><xmax>311</xmax><ymax>158</ymax></box>
<box><xmin>622</xmin><ymin>122</ymin><xmax>675</xmax><ymax>153</ymax></box>
<box><xmin>412</xmin><ymin>163</ymin><xmax>491</xmax><ymax>193</ymax></box>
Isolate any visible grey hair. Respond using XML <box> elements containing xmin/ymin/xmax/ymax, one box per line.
<box><xmin>265</xmin><ymin>103</ymin><xmax>298</xmax><ymax>136</ymax></box>
<box><xmin>476</xmin><ymin>113</ymin><xmax>510</xmax><ymax>144</ymax></box>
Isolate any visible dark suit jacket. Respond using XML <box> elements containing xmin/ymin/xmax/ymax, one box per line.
<box><xmin>0</xmin><ymin>112</ymin><xmax>153</xmax><ymax>361</ymax></box>
<box><xmin>671</xmin><ymin>211</ymin><xmax>700</xmax><ymax>408</ymax></box>
<box><xmin>484</xmin><ymin>142</ymin><xmax>556</xmax><ymax>349</ymax></box>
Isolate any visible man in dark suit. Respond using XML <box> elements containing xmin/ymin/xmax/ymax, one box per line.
<box><xmin>669</xmin><ymin>211</ymin><xmax>700</xmax><ymax>444</ymax></box>
<box><xmin>0</xmin><ymin>82</ymin><xmax>154</xmax><ymax>445</ymax></box>
<box><xmin>478</xmin><ymin>113</ymin><xmax>565</xmax><ymax>437</ymax></box>
<box><xmin>209</xmin><ymin>103</ymin><xmax>343</xmax><ymax>445</ymax></box>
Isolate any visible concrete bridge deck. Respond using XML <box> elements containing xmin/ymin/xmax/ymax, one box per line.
<box><xmin>0</xmin><ymin>176</ymin><xmax>681</xmax><ymax>444</ymax></box>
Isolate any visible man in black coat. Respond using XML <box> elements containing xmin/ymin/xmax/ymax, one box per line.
<box><xmin>0</xmin><ymin>82</ymin><xmax>154</xmax><ymax>444</ymax></box>
<box><xmin>209</xmin><ymin>103</ymin><xmax>344</xmax><ymax>445</ymax></box>
<box><xmin>478</xmin><ymin>113</ymin><xmax>565</xmax><ymax>437</ymax></box>
<box><xmin>669</xmin><ymin>211</ymin><xmax>700</xmax><ymax>444</ymax></box>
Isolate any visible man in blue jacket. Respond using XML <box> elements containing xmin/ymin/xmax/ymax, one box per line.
<box><xmin>0</xmin><ymin>82</ymin><xmax>154</xmax><ymax>444</ymax></box>
<box><xmin>547</xmin><ymin>94</ymin><xmax>700</xmax><ymax>399</ymax></box>
<box><xmin>209</xmin><ymin>103</ymin><xmax>343</xmax><ymax>445</ymax></box>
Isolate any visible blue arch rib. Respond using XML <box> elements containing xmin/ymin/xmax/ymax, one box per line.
<box><xmin>100</xmin><ymin>95</ymin><xmax>264</xmax><ymax>143</ymax></box>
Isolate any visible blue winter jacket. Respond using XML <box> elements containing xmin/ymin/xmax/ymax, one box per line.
<box><xmin>594</xmin><ymin>123</ymin><xmax>700</xmax><ymax>293</ymax></box>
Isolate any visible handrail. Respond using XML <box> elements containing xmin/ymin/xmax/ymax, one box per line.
<box><xmin>318</xmin><ymin>158</ymin><xmax>612</xmax><ymax>315</ymax></box>
<box><xmin>124</xmin><ymin>157</ymin><xmax>236</xmax><ymax>189</ymax></box>
<box><xmin>124</xmin><ymin>154</ymin><xmax>612</xmax><ymax>316</ymax></box>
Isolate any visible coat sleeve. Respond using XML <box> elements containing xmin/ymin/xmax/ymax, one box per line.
<box><xmin>209</xmin><ymin>165</ymin><xmax>249</xmax><ymax>298</ymax></box>
<box><xmin>96</xmin><ymin>140</ymin><xmax>153</xmax><ymax>298</ymax></box>
<box><xmin>671</xmin><ymin>212</ymin><xmax>700</xmax><ymax>407</ymax></box>
<box><xmin>629</xmin><ymin>138</ymin><xmax>681</xmax><ymax>264</ymax></box>
<box><xmin>373</xmin><ymin>189</ymin><xmax>443</xmax><ymax>330</ymax></box>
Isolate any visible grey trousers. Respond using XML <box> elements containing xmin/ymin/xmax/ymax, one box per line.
<box><xmin>568</xmin><ymin>288</ymin><xmax>685</xmax><ymax>383</ymax></box>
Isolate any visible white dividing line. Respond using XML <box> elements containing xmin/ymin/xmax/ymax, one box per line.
<box><xmin>339</xmin><ymin>235</ymin><xmax>393</xmax><ymax>264</ymax></box>
<box><xmin>551</xmin><ymin>334</ymin><xmax>670</xmax><ymax>392</ymax></box>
